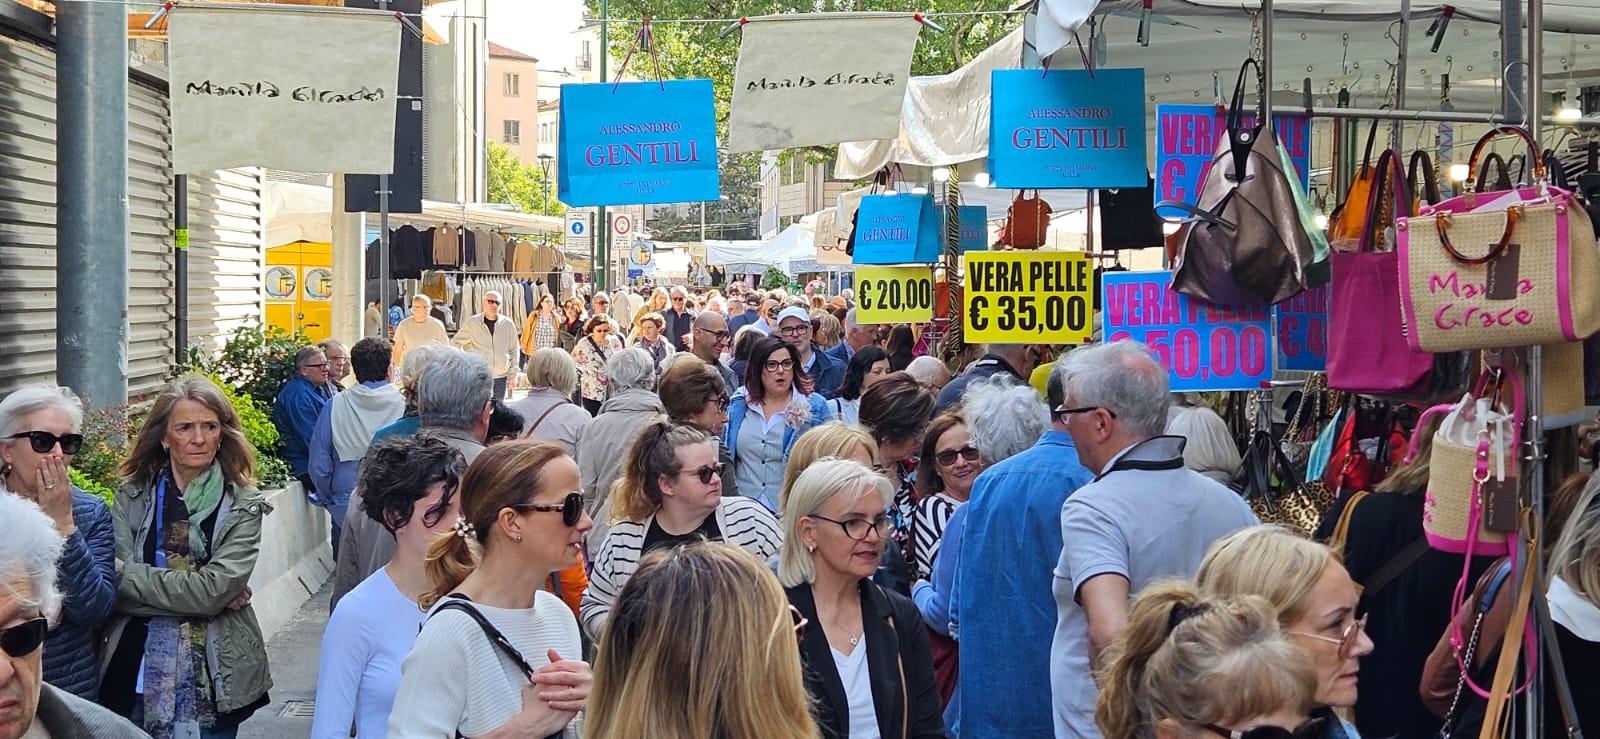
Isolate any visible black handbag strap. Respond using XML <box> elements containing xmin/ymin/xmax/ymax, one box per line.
<box><xmin>1225</xmin><ymin>58</ymin><xmax>1266</xmax><ymax>177</ymax></box>
<box><xmin>432</xmin><ymin>597</ymin><xmax>537</xmax><ymax>680</ymax></box>
<box><xmin>1535</xmin><ymin>572</ymin><xmax>1586</xmax><ymax>737</ymax></box>
<box><xmin>1361</xmin><ymin>537</ymin><xmax>1429</xmax><ymax>603</ymax></box>
<box><xmin>1408</xmin><ymin>150</ymin><xmax>1442</xmax><ymax>205</ymax></box>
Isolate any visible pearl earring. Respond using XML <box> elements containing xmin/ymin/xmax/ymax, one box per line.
<box><xmin>514</xmin><ymin>533</ymin><xmax>524</xmax><ymax>542</ymax></box>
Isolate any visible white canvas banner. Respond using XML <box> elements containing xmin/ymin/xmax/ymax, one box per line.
<box><xmin>169</xmin><ymin>4</ymin><xmax>400</xmax><ymax>174</ymax></box>
<box><xmin>728</xmin><ymin>14</ymin><xmax>921</xmax><ymax>153</ymax></box>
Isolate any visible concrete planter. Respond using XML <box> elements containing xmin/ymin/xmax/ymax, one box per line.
<box><xmin>247</xmin><ymin>480</ymin><xmax>333</xmax><ymax>640</ymax></box>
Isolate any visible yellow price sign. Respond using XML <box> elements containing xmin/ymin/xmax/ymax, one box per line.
<box><xmin>856</xmin><ymin>266</ymin><xmax>935</xmax><ymax>323</ymax></box>
<box><xmin>964</xmin><ymin>251</ymin><xmax>1093</xmax><ymax>344</ymax></box>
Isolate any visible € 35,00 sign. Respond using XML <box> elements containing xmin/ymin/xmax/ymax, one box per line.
<box><xmin>856</xmin><ymin>266</ymin><xmax>935</xmax><ymax>323</ymax></box>
<box><xmin>963</xmin><ymin>251</ymin><xmax>1094</xmax><ymax>344</ymax></box>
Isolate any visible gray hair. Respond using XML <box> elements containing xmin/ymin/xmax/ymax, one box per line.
<box><xmin>317</xmin><ymin>338</ymin><xmax>346</xmax><ymax>354</ymax></box>
<box><xmin>294</xmin><ymin>346</ymin><xmax>325</xmax><ymax>368</ymax></box>
<box><xmin>398</xmin><ymin>343</ymin><xmax>452</xmax><ymax>399</ymax></box>
<box><xmin>592</xmin><ymin>291</ymin><xmax>611</xmax><ymax>303</ymax></box>
<box><xmin>419</xmin><ymin>348</ymin><xmax>492</xmax><ymax>431</ymax></box>
<box><xmin>1059</xmin><ymin>340</ymin><xmax>1170</xmax><ymax>439</ymax></box>
<box><xmin>0</xmin><ymin>494</ymin><xmax>64</xmax><ymax>620</ymax></box>
<box><xmin>962</xmin><ymin>376</ymin><xmax>1049</xmax><ymax>463</ymax></box>
<box><xmin>526</xmin><ymin>348</ymin><xmax>580</xmax><ymax>396</ymax></box>
<box><xmin>843</xmin><ymin>308</ymin><xmax>862</xmax><ymax>331</ymax></box>
<box><xmin>670</xmin><ymin>285</ymin><xmax>689</xmax><ymax>298</ymax></box>
<box><xmin>904</xmin><ymin>355</ymin><xmax>951</xmax><ymax>389</ymax></box>
<box><xmin>0</xmin><ymin>385</ymin><xmax>85</xmax><ymax>439</ymax></box>
<box><xmin>606</xmin><ymin>347</ymin><xmax>658</xmax><ymax>393</ymax></box>
<box><xmin>412</xmin><ymin>294</ymin><xmax>433</xmax><ymax>308</ymax></box>
<box><xmin>1167</xmin><ymin>405</ymin><xmax>1243</xmax><ymax>484</ymax></box>
<box><xmin>777</xmin><ymin>458</ymin><xmax>893</xmax><ymax>587</ymax></box>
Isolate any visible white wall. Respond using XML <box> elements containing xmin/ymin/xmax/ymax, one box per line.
<box><xmin>247</xmin><ymin>481</ymin><xmax>333</xmax><ymax>640</ymax></box>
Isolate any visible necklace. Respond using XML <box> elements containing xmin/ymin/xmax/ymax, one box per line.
<box><xmin>849</xmin><ymin>633</ymin><xmax>862</xmax><ymax>647</ymax></box>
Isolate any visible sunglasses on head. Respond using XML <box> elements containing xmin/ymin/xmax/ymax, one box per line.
<box><xmin>0</xmin><ymin>618</ymin><xmax>47</xmax><ymax>658</ymax></box>
<box><xmin>935</xmin><ymin>446</ymin><xmax>980</xmax><ymax>466</ymax></box>
<box><xmin>8</xmin><ymin>431</ymin><xmax>84</xmax><ymax>455</ymax></box>
<box><xmin>510</xmin><ymin>491</ymin><xmax>585</xmax><ymax>527</ymax></box>
<box><xmin>1204</xmin><ymin>717</ymin><xmax>1326</xmax><ymax>739</ymax></box>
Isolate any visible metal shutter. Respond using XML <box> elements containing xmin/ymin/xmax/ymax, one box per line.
<box><xmin>185</xmin><ymin>167</ymin><xmax>265</xmax><ymax>351</ymax></box>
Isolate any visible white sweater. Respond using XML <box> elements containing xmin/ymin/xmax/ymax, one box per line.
<box><xmin>580</xmin><ymin>496</ymin><xmax>781</xmax><ymax>640</ymax></box>
<box><xmin>387</xmin><ymin>591</ymin><xmax>582</xmax><ymax>738</ymax></box>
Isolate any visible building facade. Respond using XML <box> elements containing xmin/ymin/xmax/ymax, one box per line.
<box><xmin>486</xmin><ymin>41</ymin><xmax>539</xmax><ymax>163</ymax></box>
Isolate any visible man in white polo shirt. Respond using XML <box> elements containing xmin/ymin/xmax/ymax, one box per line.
<box><xmin>1048</xmin><ymin>340</ymin><xmax>1257</xmax><ymax>738</ymax></box>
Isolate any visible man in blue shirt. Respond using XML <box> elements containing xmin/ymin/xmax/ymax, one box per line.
<box><xmin>825</xmin><ymin>307</ymin><xmax>879</xmax><ymax>366</ymax></box>
<box><xmin>309</xmin><ymin>337</ymin><xmax>406</xmax><ymax>560</ymax></box>
<box><xmin>272</xmin><ymin>346</ymin><xmax>333</xmax><ymax>499</ymax></box>
<box><xmin>950</xmin><ymin>362</ymin><xmax>1092</xmax><ymax>738</ymax></box>
<box><xmin>775</xmin><ymin>306</ymin><xmax>844</xmax><ymax>398</ymax></box>
<box><xmin>935</xmin><ymin>343</ymin><xmax>1036</xmax><ymax>415</ymax></box>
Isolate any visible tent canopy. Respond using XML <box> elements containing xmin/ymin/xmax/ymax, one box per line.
<box><xmin>265</xmin><ymin>181</ymin><xmax>563</xmax><ymax>249</ymax></box>
<box><xmin>705</xmin><ymin>224</ymin><xmax>818</xmax><ymax>275</ymax></box>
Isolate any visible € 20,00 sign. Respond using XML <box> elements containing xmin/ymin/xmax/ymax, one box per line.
<box><xmin>856</xmin><ymin>266</ymin><xmax>935</xmax><ymax>323</ymax></box>
<box><xmin>963</xmin><ymin>251</ymin><xmax>1093</xmax><ymax>344</ymax></box>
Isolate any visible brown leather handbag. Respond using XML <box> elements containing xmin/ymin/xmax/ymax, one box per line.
<box><xmin>1166</xmin><ymin>59</ymin><xmax>1323</xmax><ymax>306</ymax></box>
<box><xmin>997</xmin><ymin>190</ymin><xmax>1051</xmax><ymax>249</ymax></box>
<box><xmin>1328</xmin><ymin>118</ymin><xmax>1382</xmax><ymax>250</ymax></box>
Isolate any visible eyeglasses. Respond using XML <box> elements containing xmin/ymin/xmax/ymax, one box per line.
<box><xmin>763</xmin><ymin>358</ymin><xmax>796</xmax><ymax>373</ymax></box>
<box><xmin>1203</xmin><ymin>717</ymin><xmax>1327</xmax><ymax>739</ymax></box>
<box><xmin>0</xmin><ymin>617</ymin><xmax>47</xmax><ymax>658</ymax></box>
<box><xmin>509</xmin><ymin>492</ymin><xmax>585</xmax><ymax>527</ymax></box>
<box><xmin>788</xmin><ymin>604</ymin><xmax>809</xmax><ymax>636</ymax></box>
<box><xmin>698</xmin><ymin>327</ymin><xmax>732</xmax><ymax>343</ymax></box>
<box><xmin>594</xmin><ymin>300</ymin><xmax>610</xmax><ymax>306</ymax></box>
<box><xmin>1290</xmin><ymin>614</ymin><xmax>1368</xmax><ymax>658</ymax></box>
<box><xmin>778</xmin><ymin>325</ymin><xmax>811</xmax><ymax>338</ymax></box>
<box><xmin>808</xmin><ymin>513</ymin><xmax>891</xmax><ymax>542</ymax></box>
<box><xmin>303</xmin><ymin>362</ymin><xmax>329</xmax><ymax>369</ymax></box>
<box><xmin>8</xmin><ymin>431</ymin><xmax>85</xmax><ymax>455</ymax></box>
<box><xmin>679</xmin><ymin>463</ymin><xmax>726</xmax><ymax>485</ymax></box>
<box><xmin>713</xmin><ymin>395</ymin><xmax>731</xmax><ymax>411</ymax></box>
<box><xmin>935</xmin><ymin>446</ymin><xmax>980</xmax><ymax>467</ymax></box>
<box><xmin>485</xmin><ymin>299</ymin><xmax>501</xmax><ymax>305</ymax></box>
<box><xmin>1054</xmin><ymin>405</ymin><xmax>1117</xmax><ymax>419</ymax></box>
<box><xmin>672</xmin><ymin>297</ymin><xmax>685</xmax><ymax>302</ymax></box>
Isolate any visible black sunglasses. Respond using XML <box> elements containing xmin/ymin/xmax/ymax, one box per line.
<box><xmin>934</xmin><ymin>446</ymin><xmax>980</xmax><ymax>467</ymax></box>
<box><xmin>8</xmin><ymin>431</ymin><xmax>84</xmax><ymax>455</ymax></box>
<box><xmin>1204</xmin><ymin>717</ymin><xmax>1326</xmax><ymax>739</ymax></box>
<box><xmin>510</xmin><ymin>492</ymin><xmax>585</xmax><ymax>527</ymax></box>
<box><xmin>0</xmin><ymin>618</ymin><xmax>47</xmax><ymax>658</ymax></box>
<box><xmin>679</xmin><ymin>463</ymin><xmax>727</xmax><ymax>485</ymax></box>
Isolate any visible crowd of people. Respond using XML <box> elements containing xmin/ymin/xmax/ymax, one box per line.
<box><xmin>1</xmin><ymin>278</ymin><xmax>1598</xmax><ymax>739</ymax></box>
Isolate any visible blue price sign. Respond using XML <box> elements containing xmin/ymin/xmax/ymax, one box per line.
<box><xmin>1155</xmin><ymin>104</ymin><xmax>1311</xmax><ymax>206</ymax></box>
<box><xmin>1274</xmin><ymin>284</ymin><xmax>1329</xmax><ymax>371</ymax></box>
<box><xmin>989</xmin><ymin>68</ymin><xmax>1148</xmax><ymax>189</ymax></box>
<box><xmin>956</xmin><ymin>205</ymin><xmax>987</xmax><ymax>253</ymax></box>
<box><xmin>1102</xmin><ymin>270</ymin><xmax>1273</xmax><ymax>392</ymax></box>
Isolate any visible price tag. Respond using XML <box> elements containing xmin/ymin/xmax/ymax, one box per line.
<box><xmin>1102</xmin><ymin>270</ymin><xmax>1272</xmax><ymax>391</ymax></box>
<box><xmin>963</xmin><ymin>251</ymin><xmax>1093</xmax><ymax>344</ymax></box>
<box><xmin>1274</xmin><ymin>283</ymin><xmax>1329</xmax><ymax>371</ymax></box>
<box><xmin>857</xmin><ymin>266</ymin><xmax>935</xmax><ymax>323</ymax></box>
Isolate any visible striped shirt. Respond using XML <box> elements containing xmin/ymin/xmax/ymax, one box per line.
<box><xmin>580</xmin><ymin>496</ymin><xmax>782</xmax><ymax>639</ymax></box>
<box><xmin>912</xmin><ymin>493</ymin><xmax>962</xmax><ymax>581</ymax></box>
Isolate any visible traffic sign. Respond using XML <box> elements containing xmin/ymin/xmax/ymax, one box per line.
<box><xmin>611</xmin><ymin>213</ymin><xmax>634</xmax><ymax>239</ymax></box>
<box><xmin>565</xmin><ymin>211</ymin><xmax>592</xmax><ymax>250</ymax></box>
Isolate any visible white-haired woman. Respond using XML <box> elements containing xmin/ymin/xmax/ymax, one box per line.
<box><xmin>508</xmin><ymin>348</ymin><xmax>591</xmax><ymax>456</ymax></box>
<box><xmin>779</xmin><ymin>458</ymin><xmax>944</xmax><ymax>739</ymax></box>
<box><xmin>0</xmin><ymin>386</ymin><xmax>117</xmax><ymax>700</ymax></box>
<box><xmin>0</xmin><ymin>494</ymin><xmax>148</xmax><ymax>737</ymax></box>
<box><xmin>576</xmin><ymin>348</ymin><xmax>666</xmax><ymax>549</ymax></box>
<box><xmin>1166</xmin><ymin>403</ymin><xmax>1243</xmax><ymax>486</ymax></box>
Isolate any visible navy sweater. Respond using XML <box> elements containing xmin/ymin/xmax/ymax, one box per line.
<box><xmin>43</xmin><ymin>490</ymin><xmax>118</xmax><ymax>699</ymax></box>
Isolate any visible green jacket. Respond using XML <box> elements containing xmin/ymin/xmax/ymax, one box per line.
<box><xmin>100</xmin><ymin>477</ymin><xmax>274</xmax><ymax>714</ymax></box>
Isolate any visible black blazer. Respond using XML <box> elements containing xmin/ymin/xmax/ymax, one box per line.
<box><xmin>786</xmin><ymin>579</ymin><xmax>945</xmax><ymax>739</ymax></box>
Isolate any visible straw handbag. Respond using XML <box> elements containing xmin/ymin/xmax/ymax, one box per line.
<box><xmin>1414</xmin><ymin>368</ymin><xmax>1522</xmax><ymax>557</ymax></box>
<box><xmin>1396</xmin><ymin>126</ymin><xmax>1600</xmax><ymax>352</ymax></box>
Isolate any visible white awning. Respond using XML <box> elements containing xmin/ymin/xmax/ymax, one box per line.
<box><xmin>264</xmin><ymin>180</ymin><xmax>562</xmax><ymax>248</ymax></box>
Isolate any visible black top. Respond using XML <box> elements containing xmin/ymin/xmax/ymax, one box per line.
<box><xmin>641</xmin><ymin>514</ymin><xmax>721</xmax><ymax>554</ymax></box>
<box><xmin>1317</xmin><ymin>490</ymin><xmax>1495</xmax><ymax>739</ymax></box>
<box><xmin>786</xmin><ymin>579</ymin><xmax>945</xmax><ymax>739</ymax></box>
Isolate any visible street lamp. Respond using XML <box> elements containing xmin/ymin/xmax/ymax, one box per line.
<box><xmin>537</xmin><ymin>153</ymin><xmax>554</xmax><ymax>215</ymax></box>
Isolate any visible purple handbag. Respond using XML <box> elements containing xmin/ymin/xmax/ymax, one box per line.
<box><xmin>1327</xmin><ymin>149</ymin><xmax>1435</xmax><ymax>395</ymax></box>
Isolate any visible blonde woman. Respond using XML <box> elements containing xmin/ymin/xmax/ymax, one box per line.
<box><xmin>387</xmin><ymin>441</ymin><xmax>593</xmax><ymax>738</ymax></box>
<box><xmin>778</xmin><ymin>458</ymin><xmax>945</xmax><ymax>739</ymax></box>
<box><xmin>1096</xmin><ymin>583</ymin><xmax>1320</xmax><ymax>739</ymax></box>
<box><xmin>629</xmin><ymin>287</ymin><xmax>670</xmax><ymax>341</ymax></box>
<box><xmin>1196</xmin><ymin>525</ymin><xmax>1375</xmax><ymax>739</ymax></box>
<box><xmin>585</xmin><ymin>542</ymin><xmax>817</xmax><ymax>739</ymax></box>
<box><xmin>521</xmin><ymin>294</ymin><xmax>562</xmax><ymax>359</ymax></box>
<box><xmin>779</xmin><ymin>421</ymin><xmax>880</xmax><ymax>511</ymax></box>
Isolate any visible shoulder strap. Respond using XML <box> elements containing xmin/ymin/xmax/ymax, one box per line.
<box><xmin>1534</xmin><ymin>584</ymin><xmax>1586</xmax><ymax>738</ymax></box>
<box><xmin>1360</xmin><ymin>536</ymin><xmax>1429</xmax><ymax>601</ymax></box>
<box><xmin>430</xmin><ymin>598</ymin><xmax>536</xmax><ymax>680</ymax></box>
<box><xmin>521</xmin><ymin>403</ymin><xmax>565</xmax><ymax>439</ymax></box>
<box><xmin>1327</xmin><ymin>490</ymin><xmax>1369</xmax><ymax>555</ymax></box>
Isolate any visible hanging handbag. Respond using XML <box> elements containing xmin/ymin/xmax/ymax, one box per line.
<box><xmin>1397</xmin><ymin>126</ymin><xmax>1600</xmax><ymax>352</ymax></box>
<box><xmin>1322</xmin><ymin>399</ymin><xmax>1406</xmax><ymax>496</ymax></box>
<box><xmin>1327</xmin><ymin>149</ymin><xmax>1436</xmax><ymax>395</ymax></box>
<box><xmin>1328</xmin><ymin>118</ymin><xmax>1383</xmax><ymax>250</ymax></box>
<box><xmin>997</xmin><ymin>190</ymin><xmax>1052</xmax><ymax>249</ymax></box>
<box><xmin>1413</xmin><ymin>367</ymin><xmax>1522</xmax><ymax>556</ymax></box>
<box><xmin>1408</xmin><ymin>150</ymin><xmax>1443</xmax><ymax>210</ymax></box>
<box><xmin>1166</xmin><ymin>59</ymin><xmax>1323</xmax><ymax>306</ymax></box>
<box><xmin>1475</xmin><ymin>152</ymin><xmax>1516</xmax><ymax>192</ymax></box>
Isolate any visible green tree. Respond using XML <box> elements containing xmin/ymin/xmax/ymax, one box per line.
<box><xmin>487</xmin><ymin>141</ymin><xmax>566</xmax><ymax>217</ymax></box>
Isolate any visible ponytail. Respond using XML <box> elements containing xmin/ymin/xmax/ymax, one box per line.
<box><xmin>1095</xmin><ymin>581</ymin><xmax>1206</xmax><ymax>739</ymax></box>
<box><xmin>611</xmin><ymin>418</ymin><xmax>712</xmax><ymax>523</ymax></box>
<box><xmin>420</xmin><ymin>524</ymin><xmax>481</xmax><ymax>610</ymax></box>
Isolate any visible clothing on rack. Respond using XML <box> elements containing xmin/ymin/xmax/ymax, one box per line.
<box><xmin>431</xmin><ymin>226</ymin><xmax>459</xmax><ymax>268</ymax></box>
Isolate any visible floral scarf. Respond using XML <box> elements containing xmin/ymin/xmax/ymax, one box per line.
<box><xmin>140</xmin><ymin>465</ymin><xmax>225</xmax><ymax>738</ymax></box>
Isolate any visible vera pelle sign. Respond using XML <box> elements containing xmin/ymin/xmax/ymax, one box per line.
<box><xmin>989</xmin><ymin>68</ymin><xmax>1147</xmax><ymax>189</ymax></box>
<box><xmin>557</xmin><ymin>80</ymin><xmax>720</xmax><ymax>207</ymax></box>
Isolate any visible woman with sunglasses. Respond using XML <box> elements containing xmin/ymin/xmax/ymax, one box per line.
<box><xmin>724</xmin><ymin>336</ymin><xmax>834</xmax><ymax>513</ymax></box>
<box><xmin>827</xmin><ymin>345</ymin><xmax>891</xmax><ymax>426</ymax></box>
<box><xmin>0</xmin><ymin>494</ymin><xmax>148</xmax><ymax>739</ymax></box>
<box><xmin>910</xmin><ymin>412</ymin><xmax>982</xmax><ymax>583</ymax></box>
<box><xmin>572</xmin><ymin>315</ymin><xmax>623</xmax><ymax>416</ymax></box>
<box><xmin>101</xmin><ymin>375</ymin><xmax>271</xmax><ymax>739</ymax></box>
<box><xmin>558</xmin><ymin>297</ymin><xmax>587</xmax><ymax>353</ymax></box>
<box><xmin>311</xmin><ymin>434</ymin><xmax>465</xmax><ymax>739</ymax></box>
<box><xmin>388</xmin><ymin>440</ymin><xmax>593</xmax><ymax>739</ymax></box>
<box><xmin>1196</xmin><ymin>525</ymin><xmax>1375</xmax><ymax>739</ymax></box>
<box><xmin>0</xmin><ymin>386</ymin><xmax>115</xmax><ymax>701</ymax></box>
<box><xmin>1096</xmin><ymin>583</ymin><xmax>1320</xmax><ymax>739</ymax></box>
<box><xmin>585</xmin><ymin>542</ymin><xmax>817</xmax><ymax>739</ymax></box>
<box><xmin>580</xmin><ymin>420</ymin><xmax>780</xmax><ymax>639</ymax></box>
<box><xmin>778</xmin><ymin>458</ymin><xmax>945</xmax><ymax>739</ymax></box>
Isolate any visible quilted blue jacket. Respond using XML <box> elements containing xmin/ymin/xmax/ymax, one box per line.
<box><xmin>43</xmin><ymin>489</ymin><xmax>118</xmax><ymax>700</ymax></box>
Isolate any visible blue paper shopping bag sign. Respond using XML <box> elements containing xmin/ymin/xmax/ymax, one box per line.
<box><xmin>989</xmin><ymin>68</ymin><xmax>1147</xmax><ymax>189</ymax></box>
<box><xmin>956</xmin><ymin>205</ymin><xmax>988</xmax><ymax>252</ymax></box>
<box><xmin>557</xmin><ymin>80</ymin><xmax>720</xmax><ymax>207</ymax></box>
<box><xmin>852</xmin><ymin>194</ymin><xmax>941</xmax><ymax>265</ymax></box>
